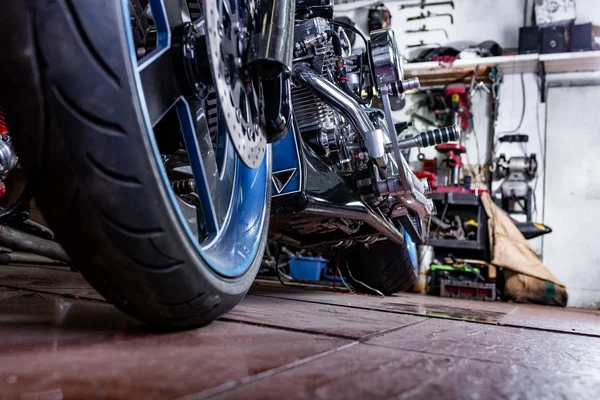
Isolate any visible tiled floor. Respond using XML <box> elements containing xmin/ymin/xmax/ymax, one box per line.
<box><xmin>1</xmin><ymin>266</ymin><xmax>600</xmax><ymax>399</ymax></box>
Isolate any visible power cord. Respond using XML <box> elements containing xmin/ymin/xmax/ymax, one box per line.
<box><xmin>495</xmin><ymin>73</ymin><xmax>526</xmax><ymax>137</ymax></box>
<box><xmin>345</xmin><ymin>260</ymin><xmax>385</xmax><ymax>298</ymax></box>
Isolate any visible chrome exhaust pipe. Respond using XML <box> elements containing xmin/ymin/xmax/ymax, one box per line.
<box><xmin>292</xmin><ymin>64</ymin><xmax>374</xmax><ymax>139</ymax></box>
<box><xmin>292</xmin><ymin>64</ymin><xmax>388</xmax><ymax>165</ymax></box>
<box><xmin>303</xmin><ymin>196</ymin><xmax>404</xmax><ymax>246</ymax></box>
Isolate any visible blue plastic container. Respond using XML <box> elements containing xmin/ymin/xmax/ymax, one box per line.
<box><xmin>288</xmin><ymin>256</ymin><xmax>329</xmax><ymax>281</ymax></box>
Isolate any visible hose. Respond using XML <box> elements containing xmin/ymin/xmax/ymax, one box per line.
<box><xmin>325</xmin><ymin>30</ymin><xmax>342</xmax><ymax>57</ymax></box>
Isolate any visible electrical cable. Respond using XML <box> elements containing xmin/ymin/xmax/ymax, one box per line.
<box><xmin>332</xmin><ymin>251</ymin><xmax>354</xmax><ymax>294</ymax></box>
<box><xmin>333</xmin><ymin>250</ymin><xmax>340</xmax><ymax>293</ymax></box>
<box><xmin>533</xmin><ymin>74</ymin><xmax>545</xmax><ymax>193</ymax></box>
<box><xmin>274</xmin><ymin>248</ymin><xmax>304</xmax><ymax>287</ymax></box>
<box><xmin>329</xmin><ymin>19</ymin><xmax>376</xmax><ymax>87</ymax></box>
<box><xmin>328</xmin><ymin>22</ymin><xmax>374</xmax><ymax>105</ymax></box>
<box><xmin>276</xmin><ymin>264</ymin><xmax>294</xmax><ymax>287</ymax></box>
<box><xmin>329</xmin><ymin>20</ymin><xmax>368</xmax><ymax>50</ymax></box>
<box><xmin>345</xmin><ymin>260</ymin><xmax>385</xmax><ymax>298</ymax></box>
<box><xmin>531</xmin><ymin>74</ymin><xmax>546</xmax><ymax>218</ymax></box>
<box><xmin>495</xmin><ymin>73</ymin><xmax>526</xmax><ymax>137</ymax></box>
<box><xmin>337</xmin><ymin>266</ymin><xmax>355</xmax><ymax>293</ymax></box>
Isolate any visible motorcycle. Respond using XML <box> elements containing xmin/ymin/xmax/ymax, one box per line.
<box><xmin>0</xmin><ymin>0</ymin><xmax>458</xmax><ymax>328</ymax></box>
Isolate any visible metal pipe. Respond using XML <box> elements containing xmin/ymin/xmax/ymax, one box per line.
<box><xmin>303</xmin><ymin>196</ymin><xmax>404</xmax><ymax>246</ymax></box>
<box><xmin>0</xmin><ymin>225</ymin><xmax>70</xmax><ymax>263</ymax></box>
<box><xmin>292</xmin><ymin>64</ymin><xmax>374</xmax><ymax>139</ymax></box>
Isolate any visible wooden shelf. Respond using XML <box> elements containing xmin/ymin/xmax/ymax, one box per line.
<box><xmin>403</xmin><ymin>51</ymin><xmax>600</xmax><ymax>86</ymax></box>
<box><xmin>404</xmin><ymin>54</ymin><xmax>539</xmax><ymax>75</ymax></box>
<box><xmin>540</xmin><ymin>51</ymin><xmax>600</xmax><ymax>73</ymax></box>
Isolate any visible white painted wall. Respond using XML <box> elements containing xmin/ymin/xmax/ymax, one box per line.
<box><xmin>335</xmin><ymin>0</ymin><xmax>600</xmax><ymax>308</ymax></box>
<box><xmin>543</xmin><ymin>85</ymin><xmax>600</xmax><ymax>309</ymax></box>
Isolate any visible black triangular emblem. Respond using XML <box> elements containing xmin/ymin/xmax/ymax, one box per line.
<box><xmin>272</xmin><ymin>168</ymin><xmax>296</xmax><ymax>194</ymax></box>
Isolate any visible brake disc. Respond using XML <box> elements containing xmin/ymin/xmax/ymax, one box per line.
<box><xmin>204</xmin><ymin>0</ymin><xmax>266</xmax><ymax>168</ymax></box>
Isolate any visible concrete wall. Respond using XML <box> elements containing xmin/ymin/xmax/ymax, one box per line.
<box><xmin>334</xmin><ymin>0</ymin><xmax>600</xmax><ymax>308</ymax></box>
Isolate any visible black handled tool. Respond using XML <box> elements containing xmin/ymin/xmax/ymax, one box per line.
<box><xmin>406</xmin><ymin>40</ymin><xmax>441</xmax><ymax>48</ymax></box>
<box><xmin>407</xmin><ymin>10</ymin><xmax>454</xmax><ymax>24</ymax></box>
<box><xmin>405</xmin><ymin>25</ymin><xmax>449</xmax><ymax>39</ymax></box>
<box><xmin>400</xmin><ymin>1</ymin><xmax>455</xmax><ymax>10</ymax></box>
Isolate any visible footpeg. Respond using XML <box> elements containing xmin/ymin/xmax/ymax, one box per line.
<box><xmin>388</xmin><ymin>125</ymin><xmax>460</xmax><ymax>152</ymax></box>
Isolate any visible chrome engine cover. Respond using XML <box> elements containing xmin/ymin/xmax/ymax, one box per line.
<box><xmin>369</xmin><ymin>29</ymin><xmax>404</xmax><ymax>90</ymax></box>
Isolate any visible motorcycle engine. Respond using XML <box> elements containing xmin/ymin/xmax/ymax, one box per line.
<box><xmin>291</xmin><ymin>16</ymin><xmax>371</xmax><ymax>173</ymax></box>
<box><xmin>290</xmin><ymin>4</ymin><xmax>440</xmax><ymax>237</ymax></box>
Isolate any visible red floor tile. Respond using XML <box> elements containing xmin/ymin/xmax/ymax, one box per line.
<box><xmin>227</xmin><ymin>295</ymin><xmax>425</xmax><ymax>339</ymax></box>
<box><xmin>367</xmin><ymin>318</ymin><xmax>600</xmax><ymax>375</ymax></box>
<box><xmin>210</xmin><ymin>343</ymin><xmax>600</xmax><ymax>400</ymax></box>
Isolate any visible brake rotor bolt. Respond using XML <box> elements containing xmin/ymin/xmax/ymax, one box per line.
<box><xmin>218</xmin><ymin>23</ymin><xmax>224</xmax><ymax>37</ymax></box>
<box><xmin>253</xmin><ymin>123</ymin><xmax>261</xmax><ymax>137</ymax></box>
<box><xmin>234</xmin><ymin>57</ymin><xmax>243</xmax><ymax>68</ymax></box>
<box><xmin>235</xmin><ymin>108</ymin><xmax>241</xmax><ymax>122</ymax></box>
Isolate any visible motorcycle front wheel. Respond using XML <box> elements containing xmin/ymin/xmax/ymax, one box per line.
<box><xmin>0</xmin><ymin>0</ymin><xmax>270</xmax><ymax>328</ymax></box>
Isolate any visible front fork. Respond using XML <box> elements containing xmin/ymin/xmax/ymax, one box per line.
<box><xmin>250</xmin><ymin>0</ymin><xmax>295</xmax><ymax>143</ymax></box>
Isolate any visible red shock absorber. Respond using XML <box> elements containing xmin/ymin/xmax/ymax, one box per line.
<box><xmin>0</xmin><ymin>106</ymin><xmax>8</xmax><ymax>135</ymax></box>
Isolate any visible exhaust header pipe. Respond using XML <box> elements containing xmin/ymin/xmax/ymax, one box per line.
<box><xmin>292</xmin><ymin>64</ymin><xmax>375</xmax><ymax>139</ymax></box>
<box><xmin>304</xmin><ymin>197</ymin><xmax>405</xmax><ymax>246</ymax></box>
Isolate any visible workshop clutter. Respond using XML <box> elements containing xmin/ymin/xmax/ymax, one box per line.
<box><xmin>417</xmin><ymin>193</ymin><xmax>566</xmax><ymax>306</ymax></box>
<box><xmin>520</xmin><ymin>0</ymin><xmax>598</xmax><ymax>54</ymax></box>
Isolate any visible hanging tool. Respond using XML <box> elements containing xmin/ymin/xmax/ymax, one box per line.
<box><xmin>407</xmin><ymin>10</ymin><xmax>454</xmax><ymax>24</ymax></box>
<box><xmin>406</xmin><ymin>40</ymin><xmax>441</xmax><ymax>48</ymax></box>
<box><xmin>489</xmin><ymin>67</ymin><xmax>502</xmax><ymax>123</ymax></box>
<box><xmin>400</xmin><ymin>1</ymin><xmax>455</xmax><ymax>10</ymax></box>
<box><xmin>469</xmin><ymin>73</ymin><xmax>491</xmax><ymax>96</ymax></box>
<box><xmin>406</xmin><ymin>25</ymin><xmax>449</xmax><ymax>39</ymax></box>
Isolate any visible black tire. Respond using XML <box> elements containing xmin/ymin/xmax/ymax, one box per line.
<box><xmin>0</xmin><ymin>0</ymin><xmax>269</xmax><ymax>328</ymax></box>
<box><xmin>344</xmin><ymin>241</ymin><xmax>417</xmax><ymax>295</ymax></box>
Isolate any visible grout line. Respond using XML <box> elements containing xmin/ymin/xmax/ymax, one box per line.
<box><xmin>220</xmin><ymin>312</ymin><xmax>429</xmax><ymax>344</ymax></box>
<box><xmin>178</xmin><ymin>341</ymin><xmax>360</xmax><ymax>400</ymax></box>
<box><xmin>358</xmin><ymin>318</ymin><xmax>429</xmax><ymax>343</ymax></box>
<box><xmin>252</xmin><ymin>293</ymin><xmax>600</xmax><ymax>338</ymax></box>
<box><xmin>218</xmin><ymin>317</ymin><xmax>358</xmax><ymax>341</ymax></box>
<box><xmin>253</xmin><ymin>292</ymin><xmax>504</xmax><ymax>323</ymax></box>
<box><xmin>496</xmin><ymin>304</ymin><xmax>521</xmax><ymax>325</ymax></box>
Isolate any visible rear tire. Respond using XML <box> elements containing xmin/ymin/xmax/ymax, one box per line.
<box><xmin>0</xmin><ymin>0</ymin><xmax>270</xmax><ymax>328</ymax></box>
<box><xmin>344</xmin><ymin>241</ymin><xmax>417</xmax><ymax>295</ymax></box>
